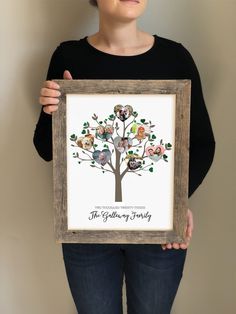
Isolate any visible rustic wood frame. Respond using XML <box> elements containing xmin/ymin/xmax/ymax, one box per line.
<box><xmin>52</xmin><ymin>79</ymin><xmax>191</xmax><ymax>244</ymax></box>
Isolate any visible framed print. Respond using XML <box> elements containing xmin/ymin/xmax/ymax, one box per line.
<box><xmin>52</xmin><ymin>79</ymin><xmax>191</xmax><ymax>244</ymax></box>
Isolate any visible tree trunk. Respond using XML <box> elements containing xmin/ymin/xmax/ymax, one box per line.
<box><xmin>115</xmin><ymin>173</ymin><xmax>122</xmax><ymax>202</ymax></box>
<box><xmin>115</xmin><ymin>150</ymin><xmax>122</xmax><ymax>202</ymax></box>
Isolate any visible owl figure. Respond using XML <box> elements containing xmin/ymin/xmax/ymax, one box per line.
<box><xmin>127</xmin><ymin>158</ymin><xmax>142</xmax><ymax>170</ymax></box>
<box><xmin>135</xmin><ymin>126</ymin><xmax>146</xmax><ymax>141</ymax></box>
<box><xmin>77</xmin><ymin>134</ymin><xmax>94</xmax><ymax>150</ymax></box>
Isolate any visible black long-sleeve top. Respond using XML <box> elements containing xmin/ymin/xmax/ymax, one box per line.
<box><xmin>33</xmin><ymin>34</ymin><xmax>215</xmax><ymax>198</ymax></box>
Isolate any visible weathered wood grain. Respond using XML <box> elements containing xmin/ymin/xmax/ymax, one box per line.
<box><xmin>52</xmin><ymin>79</ymin><xmax>191</xmax><ymax>244</ymax></box>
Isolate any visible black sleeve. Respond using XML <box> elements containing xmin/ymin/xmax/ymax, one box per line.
<box><xmin>178</xmin><ymin>44</ymin><xmax>216</xmax><ymax>197</ymax></box>
<box><xmin>33</xmin><ymin>45</ymin><xmax>65</xmax><ymax>161</ymax></box>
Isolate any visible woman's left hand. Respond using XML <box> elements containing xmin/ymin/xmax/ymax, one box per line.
<box><xmin>161</xmin><ymin>209</ymin><xmax>194</xmax><ymax>250</ymax></box>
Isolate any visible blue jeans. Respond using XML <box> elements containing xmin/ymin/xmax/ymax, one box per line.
<box><xmin>62</xmin><ymin>243</ymin><xmax>187</xmax><ymax>314</ymax></box>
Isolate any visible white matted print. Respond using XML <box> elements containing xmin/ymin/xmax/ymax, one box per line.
<box><xmin>66</xmin><ymin>94</ymin><xmax>176</xmax><ymax>230</ymax></box>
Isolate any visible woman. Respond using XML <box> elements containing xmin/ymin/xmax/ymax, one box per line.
<box><xmin>33</xmin><ymin>0</ymin><xmax>215</xmax><ymax>313</ymax></box>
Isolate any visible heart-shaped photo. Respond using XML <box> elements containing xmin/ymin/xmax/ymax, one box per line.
<box><xmin>92</xmin><ymin>149</ymin><xmax>112</xmax><ymax>166</ymax></box>
<box><xmin>114</xmin><ymin>136</ymin><xmax>133</xmax><ymax>153</ymax></box>
<box><xmin>96</xmin><ymin>125</ymin><xmax>114</xmax><ymax>141</ymax></box>
<box><xmin>125</xmin><ymin>155</ymin><xmax>142</xmax><ymax>170</ymax></box>
<box><xmin>114</xmin><ymin>104</ymin><xmax>133</xmax><ymax>121</ymax></box>
<box><xmin>77</xmin><ymin>134</ymin><xmax>94</xmax><ymax>150</ymax></box>
<box><xmin>145</xmin><ymin>145</ymin><xmax>165</xmax><ymax>162</ymax></box>
<box><xmin>149</xmin><ymin>154</ymin><xmax>162</xmax><ymax>162</ymax></box>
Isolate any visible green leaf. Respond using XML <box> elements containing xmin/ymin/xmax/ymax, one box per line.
<box><xmin>91</xmin><ymin>161</ymin><xmax>95</xmax><ymax>164</ymax></box>
<box><xmin>99</xmin><ymin>121</ymin><xmax>103</xmax><ymax>124</ymax></box>
<box><xmin>149</xmin><ymin>167</ymin><xmax>154</xmax><ymax>172</ymax></box>
<box><xmin>165</xmin><ymin>143</ymin><xmax>172</xmax><ymax>150</ymax></box>
<box><xmin>163</xmin><ymin>154</ymin><xmax>168</xmax><ymax>159</ymax></box>
<box><xmin>70</xmin><ymin>134</ymin><xmax>77</xmax><ymax>141</ymax></box>
<box><xmin>152</xmin><ymin>134</ymin><xmax>156</xmax><ymax>139</ymax></box>
<box><xmin>140</xmin><ymin>119</ymin><xmax>146</xmax><ymax>123</ymax></box>
<box><xmin>83</xmin><ymin>122</ymin><xmax>89</xmax><ymax>128</ymax></box>
<box><xmin>81</xmin><ymin>130</ymin><xmax>86</xmax><ymax>134</ymax></box>
<box><xmin>128</xmin><ymin>151</ymin><xmax>133</xmax><ymax>155</ymax></box>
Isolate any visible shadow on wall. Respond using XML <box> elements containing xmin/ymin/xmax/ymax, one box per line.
<box><xmin>1</xmin><ymin>2</ymin><xmax>97</xmax><ymax>314</ymax></box>
<box><xmin>29</xmin><ymin>0</ymin><xmax>98</xmax><ymax>118</ymax></box>
<box><xmin>145</xmin><ymin>0</ymin><xmax>222</xmax><ymax>104</ymax></box>
<box><xmin>1</xmin><ymin>0</ymin><xmax>97</xmax><ymax>193</ymax></box>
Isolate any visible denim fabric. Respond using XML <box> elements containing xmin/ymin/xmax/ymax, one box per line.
<box><xmin>62</xmin><ymin>243</ymin><xmax>187</xmax><ymax>314</ymax></box>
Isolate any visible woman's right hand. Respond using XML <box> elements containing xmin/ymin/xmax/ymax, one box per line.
<box><xmin>39</xmin><ymin>70</ymin><xmax>73</xmax><ymax>114</ymax></box>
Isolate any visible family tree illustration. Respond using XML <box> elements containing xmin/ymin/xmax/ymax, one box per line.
<box><xmin>70</xmin><ymin>104</ymin><xmax>172</xmax><ymax>202</ymax></box>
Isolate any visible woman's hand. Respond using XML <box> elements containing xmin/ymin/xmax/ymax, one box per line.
<box><xmin>39</xmin><ymin>70</ymin><xmax>73</xmax><ymax>114</ymax></box>
<box><xmin>161</xmin><ymin>209</ymin><xmax>194</xmax><ymax>250</ymax></box>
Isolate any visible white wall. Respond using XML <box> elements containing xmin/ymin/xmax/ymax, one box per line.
<box><xmin>1</xmin><ymin>1</ymin><xmax>235</xmax><ymax>313</ymax></box>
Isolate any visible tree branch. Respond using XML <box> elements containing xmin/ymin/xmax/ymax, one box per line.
<box><xmin>127</xmin><ymin>171</ymin><xmax>142</xmax><ymax>177</ymax></box>
<box><xmin>91</xmin><ymin>165</ymin><xmax>114</xmax><ymax>174</ymax></box>
<box><xmin>94</xmin><ymin>136</ymin><xmax>113</xmax><ymax>145</ymax></box>
<box><xmin>121</xmin><ymin>166</ymin><xmax>129</xmax><ymax>179</ymax></box>
<box><xmin>107</xmin><ymin>161</ymin><xmax>116</xmax><ymax>173</ymax></box>
<box><xmin>124</xmin><ymin>116</ymin><xmax>136</xmax><ymax>134</ymax></box>
<box><xmin>71</xmin><ymin>144</ymin><xmax>94</xmax><ymax>157</ymax></box>
<box><xmin>120</xmin><ymin>156</ymin><xmax>126</xmax><ymax>167</ymax></box>
<box><xmin>141</xmin><ymin>138</ymin><xmax>150</xmax><ymax>157</ymax></box>
<box><xmin>131</xmin><ymin>142</ymin><xmax>142</xmax><ymax>148</ymax></box>
<box><xmin>81</xmin><ymin>150</ymin><xmax>93</xmax><ymax>159</ymax></box>
<box><xmin>115</xmin><ymin>127</ymin><xmax>121</xmax><ymax>138</ymax></box>
<box><xmin>73</xmin><ymin>156</ymin><xmax>92</xmax><ymax>162</ymax></box>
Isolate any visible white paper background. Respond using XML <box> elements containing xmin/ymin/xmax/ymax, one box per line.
<box><xmin>66</xmin><ymin>94</ymin><xmax>176</xmax><ymax>230</ymax></box>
